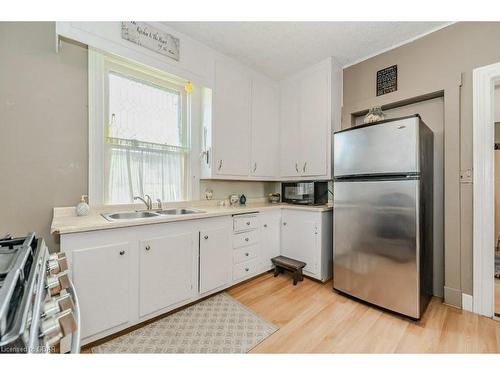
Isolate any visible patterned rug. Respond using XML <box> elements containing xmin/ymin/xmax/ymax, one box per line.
<box><xmin>91</xmin><ymin>293</ymin><xmax>278</xmax><ymax>353</ymax></box>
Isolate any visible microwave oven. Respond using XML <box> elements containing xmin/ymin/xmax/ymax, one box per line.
<box><xmin>281</xmin><ymin>181</ymin><xmax>328</xmax><ymax>205</ymax></box>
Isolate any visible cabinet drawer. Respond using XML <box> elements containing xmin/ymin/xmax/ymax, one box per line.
<box><xmin>233</xmin><ymin>245</ymin><xmax>259</xmax><ymax>264</ymax></box>
<box><xmin>233</xmin><ymin>258</ymin><xmax>260</xmax><ymax>281</ymax></box>
<box><xmin>233</xmin><ymin>215</ymin><xmax>259</xmax><ymax>232</ymax></box>
<box><xmin>232</xmin><ymin>230</ymin><xmax>259</xmax><ymax>248</ymax></box>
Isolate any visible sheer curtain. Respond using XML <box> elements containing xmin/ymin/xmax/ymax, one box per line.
<box><xmin>106</xmin><ymin>141</ymin><xmax>187</xmax><ymax>204</ymax></box>
<box><xmin>104</xmin><ymin>70</ymin><xmax>188</xmax><ymax>204</ymax></box>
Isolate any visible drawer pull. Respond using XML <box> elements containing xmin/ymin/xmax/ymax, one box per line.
<box><xmin>246</xmin><ymin>222</ymin><xmax>250</xmax><ymax>226</ymax></box>
<box><xmin>263</xmin><ymin>224</ymin><xmax>267</xmax><ymax>228</ymax></box>
<box><xmin>245</xmin><ymin>252</ymin><xmax>249</xmax><ymax>256</ymax></box>
<box><xmin>145</xmin><ymin>245</ymin><xmax>150</xmax><ymax>251</ymax></box>
<box><xmin>204</xmin><ymin>235</ymin><xmax>209</xmax><ymax>240</ymax></box>
<box><xmin>119</xmin><ymin>250</ymin><xmax>125</xmax><ymax>255</ymax></box>
<box><xmin>245</xmin><ymin>237</ymin><xmax>249</xmax><ymax>242</ymax></box>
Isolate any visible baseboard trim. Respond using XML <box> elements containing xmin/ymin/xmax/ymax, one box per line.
<box><xmin>462</xmin><ymin>293</ymin><xmax>473</xmax><ymax>312</ymax></box>
<box><xmin>444</xmin><ymin>286</ymin><xmax>462</xmax><ymax>308</ymax></box>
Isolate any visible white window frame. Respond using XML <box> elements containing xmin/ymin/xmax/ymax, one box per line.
<box><xmin>88</xmin><ymin>47</ymin><xmax>200</xmax><ymax>206</ymax></box>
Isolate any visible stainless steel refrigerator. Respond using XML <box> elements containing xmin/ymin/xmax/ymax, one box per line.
<box><xmin>333</xmin><ymin>115</ymin><xmax>433</xmax><ymax>319</ymax></box>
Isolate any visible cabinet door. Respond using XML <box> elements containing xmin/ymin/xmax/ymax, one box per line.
<box><xmin>280</xmin><ymin>79</ymin><xmax>301</xmax><ymax>177</ymax></box>
<box><xmin>72</xmin><ymin>242</ymin><xmax>131</xmax><ymax>339</ymax></box>
<box><xmin>298</xmin><ymin>66</ymin><xmax>330</xmax><ymax>177</ymax></box>
<box><xmin>251</xmin><ymin>76</ymin><xmax>279</xmax><ymax>178</ymax></box>
<box><xmin>213</xmin><ymin>60</ymin><xmax>251</xmax><ymax>176</ymax></box>
<box><xmin>139</xmin><ymin>232</ymin><xmax>196</xmax><ymax>317</ymax></box>
<box><xmin>199</xmin><ymin>226</ymin><xmax>232</xmax><ymax>294</ymax></box>
<box><xmin>260</xmin><ymin>211</ymin><xmax>281</xmax><ymax>270</ymax></box>
<box><xmin>280</xmin><ymin>211</ymin><xmax>319</xmax><ymax>275</ymax></box>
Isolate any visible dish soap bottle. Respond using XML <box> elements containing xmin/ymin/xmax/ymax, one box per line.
<box><xmin>76</xmin><ymin>195</ymin><xmax>90</xmax><ymax>216</ymax></box>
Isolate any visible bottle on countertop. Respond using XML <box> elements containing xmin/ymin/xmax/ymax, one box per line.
<box><xmin>239</xmin><ymin>194</ymin><xmax>247</xmax><ymax>205</ymax></box>
<box><xmin>76</xmin><ymin>195</ymin><xmax>90</xmax><ymax>216</ymax></box>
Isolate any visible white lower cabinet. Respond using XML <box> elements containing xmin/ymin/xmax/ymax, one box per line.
<box><xmin>260</xmin><ymin>210</ymin><xmax>281</xmax><ymax>270</ymax></box>
<box><xmin>71</xmin><ymin>242</ymin><xmax>131</xmax><ymax>339</ymax></box>
<box><xmin>280</xmin><ymin>209</ymin><xmax>333</xmax><ymax>281</ymax></box>
<box><xmin>61</xmin><ymin>208</ymin><xmax>332</xmax><ymax>345</ymax></box>
<box><xmin>199</xmin><ymin>225</ymin><xmax>232</xmax><ymax>294</ymax></box>
<box><xmin>139</xmin><ymin>231</ymin><xmax>197</xmax><ymax>317</ymax></box>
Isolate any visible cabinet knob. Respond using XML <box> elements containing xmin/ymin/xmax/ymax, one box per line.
<box><xmin>119</xmin><ymin>250</ymin><xmax>125</xmax><ymax>255</ymax></box>
<box><xmin>145</xmin><ymin>245</ymin><xmax>150</xmax><ymax>251</ymax></box>
<box><xmin>245</xmin><ymin>237</ymin><xmax>249</xmax><ymax>242</ymax></box>
<box><xmin>245</xmin><ymin>267</ymin><xmax>249</xmax><ymax>272</ymax></box>
<box><xmin>283</xmin><ymin>222</ymin><xmax>287</xmax><ymax>226</ymax></box>
<box><xmin>204</xmin><ymin>235</ymin><xmax>209</xmax><ymax>240</ymax></box>
<box><xmin>246</xmin><ymin>222</ymin><xmax>250</xmax><ymax>226</ymax></box>
<box><xmin>245</xmin><ymin>252</ymin><xmax>249</xmax><ymax>256</ymax></box>
<box><xmin>263</xmin><ymin>224</ymin><xmax>267</xmax><ymax>228</ymax></box>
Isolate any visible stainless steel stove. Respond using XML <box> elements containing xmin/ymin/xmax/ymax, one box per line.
<box><xmin>0</xmin><ymin>233</ymin><xmax>80</xmax><ymax>353</ymax></box>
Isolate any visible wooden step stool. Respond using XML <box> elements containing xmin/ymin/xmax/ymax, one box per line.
<box><xmin>271</xmin><ymin>255</ymin><xmax>306</xmax><ymax>285</ymax></box>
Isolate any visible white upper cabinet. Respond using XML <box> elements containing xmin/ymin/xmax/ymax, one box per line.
<box><xmin>213</xmin><ymin>59</ymin><xmax>252</xmax><ymax>177</ymax></box>
<box><xmin>299</xmin><ymin>66</ymin><xmax>330</xmax><ymax>177</ymax></box>
<box><xmin>250</xmin><ymin>76</ymin><xmax>280</xmax><ymax>178</ymax></box>
<box><xmin>280</xmin><ymin>79</ymin><xmax>301</xmax><ymax>177</ymax></box>
<box><xmin>207</xmin><ymin>56</ymin><xmax>341</xmax><ymax>181</ymax></box>
<box><xmin>279</xmin><ymin>58</ymin><xmax>340</xmax><ymax>180</ymax></box>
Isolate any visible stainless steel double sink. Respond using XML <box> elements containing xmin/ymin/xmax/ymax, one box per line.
<box><xmin>102</xmin><ymin>208</ymin><xmax>206</xmax><ymax>222</ymax></box>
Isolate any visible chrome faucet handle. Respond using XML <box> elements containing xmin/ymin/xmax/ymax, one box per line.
<box><xmin>144</xmin><ymin>195</ymin><xmax>152</xmax><ymax>210</ymax></box>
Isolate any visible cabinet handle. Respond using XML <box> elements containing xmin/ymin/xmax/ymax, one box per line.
<box><xmin>283</xmin><ymin>222</ymin><xmax>287</xmax><ymax>226</ymax></box>
<box><xmin>245</xmin><ymin>252</ymin><xmax>249</xmax><ymax>256</ymax></box>
<box><xmin>253</xmin><ymin>162</ymin><xmax>257</xmax><ymax>173</ymax></box>
<box><xmin>245</xmin><ymin>237</ymin><xmax>249</xmax><ymax>242</ymax></box>
<box><xmin>303</xmin><ymin>161</ymin><xmax>307</xmax><ymax>173</ymax></box>
<box><xmin>218</xmin><ymin>159</ymin><xmax>223</xmax><ymax>171</ymax></box>
<box><xmin>245</xmin><ymin>267</ymin><xmax>249</xmax><ymax>272</ymax></box>
<box><xmin>204</xmin><ymin>235</ymin><xmax>209</xmax><ymax>240</ymax></box>
<box><xmin>263</xmin><ymin>224</ymin><xmax>268</xmax><ymax>228</ymax></box>
<box><xmin>295</xmin><ymin>162</ymin><xmax>299</xmax><ymax>173</ymax></box>
<box><xmin>119</xmin><ymin>250</ymin><xmax>125</xmax><ymax>255</ymax></box>
<box><xmin>145</xmin><ymin>245</ymin><xmax>150</xmax><ymax>251</ymax></box>
<box><xmin>246</xmin><ymin>222</ymin><xmax>250</xmax><ymax>226</ymax></box>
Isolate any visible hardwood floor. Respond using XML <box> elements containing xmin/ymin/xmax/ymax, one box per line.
<box><xmin>227</xmin><ymin>272</ymin><xmax>500</xmax><ymax>353</ymax></box>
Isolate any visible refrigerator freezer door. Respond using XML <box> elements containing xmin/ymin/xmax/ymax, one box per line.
<box><xmin>333</xmin><ymin>178</ymin><xmax>420</xmax><ymax>318</ymax></box>
<box><xmin>334</xmin><ymin>117</ymin><xmax>419</xmax><ymax>177</ymax></box>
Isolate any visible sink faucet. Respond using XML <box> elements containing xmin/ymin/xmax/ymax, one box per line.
<box><xmin>134</xmin><ymin>195</ymin><xmax>153</xmax><ymax>210</ymax></box>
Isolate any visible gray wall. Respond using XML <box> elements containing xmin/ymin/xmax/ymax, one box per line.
<box><xmin>0</xmin><ymin>22</ymin><xmax>88</xmax><ymax>250</ymax></box>
<box><xmin>343</xmin><ymin>22</ymin><xmax>500</xmax><ymax>306</ymax></box>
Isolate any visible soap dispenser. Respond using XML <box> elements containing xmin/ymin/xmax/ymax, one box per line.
<box><xmin>76</xmin><ymin>195</ymin><xmax>90</xmax><ymax>216</ymax></box>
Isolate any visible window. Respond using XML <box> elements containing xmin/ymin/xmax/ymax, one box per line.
<box><xmin>101</xmin><ymin>57</ymin><xmax>189</xmax><ymax>204</ymax></box>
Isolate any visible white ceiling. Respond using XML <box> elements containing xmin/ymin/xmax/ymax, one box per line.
<box><xmin>164</xmin><ymin>22</ymin><xmax>449</xmax><ymax>79</ymax></box>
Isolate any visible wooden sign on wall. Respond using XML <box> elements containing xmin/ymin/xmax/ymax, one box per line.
<box><xmin>376</xmin><ymin>65</ymin><xmax>398</xmax><ymax>96</ymax></box>
<box><xmin>121</xmin><ymin>22</ymin><xmax>180</xmax><ymax>61</ymax></box>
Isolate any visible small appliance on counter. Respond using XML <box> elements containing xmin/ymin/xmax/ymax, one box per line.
<box><xmin>281</xmin><ymin>181</ymin><xmax>328</xmax><ymax>205</ymax></box>
<box><xmin>268</xmin><ymin>193</ymin><xmax>281</xmax><ymax>204</ymax></box>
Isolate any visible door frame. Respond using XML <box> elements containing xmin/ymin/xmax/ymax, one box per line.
<box><xmin>472</xmin><ymin>62</ymin><xmax>500</xmax><ymax>317</ymax></box>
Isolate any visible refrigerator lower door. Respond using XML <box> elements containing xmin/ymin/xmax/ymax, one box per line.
<box><xmin>333</xmin><ymin>178</ymin><xmax>420</xmax><ymax>318</ymax></box>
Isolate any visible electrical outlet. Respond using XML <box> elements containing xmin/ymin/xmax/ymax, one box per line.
<box><xmin>460</xmin><ymin>168</ymin><xmax>472</xmax><ymax>183</ymax></box>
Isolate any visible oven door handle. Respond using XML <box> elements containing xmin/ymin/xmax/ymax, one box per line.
<box><xmin>68</xmin><ymin>278</ymin><xmax>81</xmax><ymax>354</ymax></box>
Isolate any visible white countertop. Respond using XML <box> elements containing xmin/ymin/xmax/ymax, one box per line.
<box><xmin>50</xmin><ymin>199</ymin><xmax>332</xmax><ymax>236</ymax></box>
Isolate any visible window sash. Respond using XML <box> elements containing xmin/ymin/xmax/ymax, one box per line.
<box><xmin>102</xmin><ymin>56</ymin><xmax>190</xmax><ymax>204</ymax></box>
